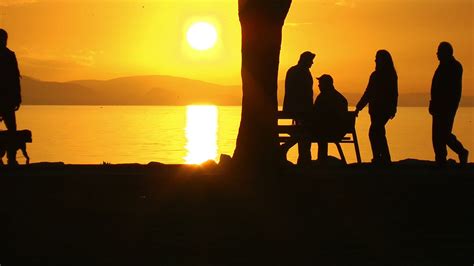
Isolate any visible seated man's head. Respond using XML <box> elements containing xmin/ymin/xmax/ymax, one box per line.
<box><xmin>0</xmin><ymin>29</ymin><xmax>7</xmax><ymax>48</ymax></box>
<box><xmin>317</xmin><ymin>74</ymin><xmax>334</xmax><ymax>92</ymax></box>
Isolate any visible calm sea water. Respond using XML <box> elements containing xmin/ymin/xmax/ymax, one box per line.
<box><xmin>9</xmin><ymin>105</ymin><xmax>473</xmax><ymax>164</ymax></box>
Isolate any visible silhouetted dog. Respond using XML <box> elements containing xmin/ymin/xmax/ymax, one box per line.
<box><xmin>0</xmin><ymin>130</ymin><xmax>32</xmax><ymax>165</ymax></box>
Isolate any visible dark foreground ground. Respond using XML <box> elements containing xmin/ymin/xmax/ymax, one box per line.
<box><xmin>1</xmin><ymin>160</ymin><xmax>473</xmax><ymax>266</ymax></box>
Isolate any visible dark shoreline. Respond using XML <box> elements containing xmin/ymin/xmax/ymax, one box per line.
<box><xmin>1</xmin><ymin>160</ymin><xmax>473</xmax><ymax>265</ymax></box>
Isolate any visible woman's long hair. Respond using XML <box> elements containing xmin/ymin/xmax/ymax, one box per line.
<box><xmin>375</xmin><ymin>50</ymin><xmax>397</xmax><ymax>78</ymax></box>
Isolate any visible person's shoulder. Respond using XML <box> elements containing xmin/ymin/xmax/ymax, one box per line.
<box><xmin>1</xmin><ymin>48</ymin><xmax>16</xmax><ymax>57</ymax></box>
<box><xmin>287</xmin><ymin>64</ymin><xmax>299</xmax><ymax>72</ymax></box>
<box><xmin>337</xmin><ymin>90</ymin><xmax>348</xmax><ymax>102</ymax></box>
<box><xmin>313</xmin><ymin>94</ymin><xmax>322</xmax><ymax>105</ymax></box>
<box><xmin>339</xmin><ymin>90</ymin><xmax>347</xmax><ymax>100</ymax></box>
<box><xmin>453</xmin><ymin>58</ymin><xmax>462</xmax><ymax>70</ymax></box>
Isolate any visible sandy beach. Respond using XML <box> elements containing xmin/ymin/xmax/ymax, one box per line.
<box><xmin>1</xmin><ymin>160</ymin><xmax>473</xmax><ymax>265</ymax></box>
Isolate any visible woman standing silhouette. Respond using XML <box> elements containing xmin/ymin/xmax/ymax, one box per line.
<box><xmin>356</xmin><ymin>50</ymin><xmax>398</xmax><ymax>164</ymax></box>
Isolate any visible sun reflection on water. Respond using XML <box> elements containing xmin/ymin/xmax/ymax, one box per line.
<box><xmin>185</xmin><ymin>105</ymin><xmax>218</xmax><ymax>164</ymax></box>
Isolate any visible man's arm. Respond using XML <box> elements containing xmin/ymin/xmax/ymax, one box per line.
<box><xmin>12</xmin><ymin>51</ymin><xmax>21</xmax><ymax>110</ymax></box>
<box><xmin>356</xmin><ymin>72</ymin><xmax>375</xmax><ymax>114</ymax></box>
<box><xmin>283</xmin><ymin>68</ymin><xmax>294</xmax><ymax>112</ymax></box>
<box><xmin>389</xmin><ymin>76</ymin><xmax>398</xmax><ymax>119</ymax></box>
<box><xmin>452</xmin><ymin>62</ymin><xmax>463</xmax><ymax>108</ymax></box>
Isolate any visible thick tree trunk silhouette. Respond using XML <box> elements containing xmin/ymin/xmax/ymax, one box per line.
<box><xmin>233</xmin><ymin>0</ymin><xmax>292</xmax><ymax>169</ymax></box>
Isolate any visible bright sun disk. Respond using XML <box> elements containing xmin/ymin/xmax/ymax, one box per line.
<box><xmin>186</xmin><ymin>22</ymin><xmax>217</xmax><ymax>51</ymax></box>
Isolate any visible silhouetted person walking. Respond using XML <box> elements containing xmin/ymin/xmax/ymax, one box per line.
<box><xmin>430</xmin><ymin>42</ymin><xmax>469</xmax><ymax>166</ymax></box>
<box><xmin>283</xmin><ymin>51</ymin><xmax>315</xmax><ymax>165</ymax></box>
<box><xmin>356</xmin><ymin>50</ymin><xmax>398</xmax><ymax>164</ymax></box>
<box><xmin>312</xmin><ymin>74</ymin><xmax>348</xmax><ymax>161</ymax></box>
<box><xmin>0</xmin><ymin>29</ymin><xmax>21</xmax><ymax>166</ymax></box>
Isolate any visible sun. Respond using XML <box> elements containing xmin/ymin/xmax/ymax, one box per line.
<box><xmin>186</xmin><ymin>22</ymin><xmax>218</xmax><ymax>51</ymax></box>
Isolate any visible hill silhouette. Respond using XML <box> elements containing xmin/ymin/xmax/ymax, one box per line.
<box><xmin>21</xmin><ymin>76</ymin><xmax>241</xmax><ymax>105</ymax></box>
<box><xmin>21</xmin><ymin>76</ymin><xmax>473</xmax><ymax>106</ymax></box>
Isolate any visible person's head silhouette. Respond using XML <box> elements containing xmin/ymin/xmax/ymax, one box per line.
<box><xmin>317</xmin><ymin>74</ymin><xmax>334</xmax><ymax>93</ymax></box>
<box><xmin>437</xmin><ymin>42</ymin><xmax>454</xmax><ymax>62</ymax></box>
<box><xmin>0</xmin><ymin>29</ymin><xmax>7</xmax><ymax>48</ymax></box>
<box><xmin>298</xmin><ymin>51</ymin><xmax>315</xmax><ymax>69</ymax></box>
<box><xmin>375</xmin><ymin>50</ymin><xmax>395</xmax><ymax>73</ymax></box>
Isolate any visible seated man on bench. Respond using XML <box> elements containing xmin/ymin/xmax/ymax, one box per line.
<box><xmin>311</xmin><ymin>74</ymin><xmax>348</xmax><ymax>162</ymax></box>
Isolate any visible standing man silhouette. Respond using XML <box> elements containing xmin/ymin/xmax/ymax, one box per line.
<box><xmin>0</xmin><ymin>29</ymin><xmax>21</xmax><ymax>166</ymax></box>
<box><xmin>283</xmin><ymin>51</ymin><xmax>315</xmax><ymax>165</ymax></box>
<box><xmin>430</xmin><ymin>42</ymin><xmax>469</xmax><ymax>166</ymax></box>
<box><xmin>355</xmin><ymin>50</ymin><xmax>398</xmax><ymax>165</ymax></box>
<box><xmin>356</xmin><ymin>50</ymin><xmax>398</xmax><ymax>164</ymax></box>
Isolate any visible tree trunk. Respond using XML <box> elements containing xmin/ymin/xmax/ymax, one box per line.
<box><xmin>233</xmin><ymin>0</ymin><xmax>292</xmax><ymax>170</ymax></box>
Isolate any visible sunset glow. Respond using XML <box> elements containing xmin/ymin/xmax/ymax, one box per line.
<box><xmin>1</xmin><ymin>1</ymin><xmax>471</xmax><ymax>92</ymax></box>
<box><xmin>184</xmin><ymin>105</ymin><xmax>218</xmax><ymax>164</ymax></box>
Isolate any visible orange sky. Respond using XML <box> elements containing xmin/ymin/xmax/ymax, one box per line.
<box><xmin>0</xmin><ymin>0</ymin><xmax>472</xmax><ymax>95</ymax></box>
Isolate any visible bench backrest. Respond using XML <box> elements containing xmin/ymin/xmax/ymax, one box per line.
<box><xmin>277</xmin><ymin>111</ymin><xmax>356</xmax><ymax>132</ymax></box>
<box><xmin>341</xmin><ymin>111</ymin><xmax>357</xmax><ymax>134</ymax></box>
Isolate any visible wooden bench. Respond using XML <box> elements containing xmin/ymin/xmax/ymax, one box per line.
<box><xmin>277</xmin><ymin>111</ymin><xmax>361</xmax><ymax>164</ymax></box>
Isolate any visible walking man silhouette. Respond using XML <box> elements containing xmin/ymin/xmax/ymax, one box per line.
<box><xmin>283</xmin><ymin>51</ymin><xmax>315</xmax><ymax>165</ymax></box>
<box><xmin>0</xmin><ymin>29</ymin><xmax>21</xmax><ymax>166</ymax></box>
<box><xmin>430</xmin><ymin>42</ymin><xmax>469</xmax><ymax>166</ymax></box>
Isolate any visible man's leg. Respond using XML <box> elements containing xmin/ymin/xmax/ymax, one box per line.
<box><xmin>378</xmin><ymin>117</ymin><xmax>391</xmax><ymax>163</ymax></box>
<box><xmin>296</xmin><ymin>119</ymin><xmax>311</xmax><ymax>166</ymax></box>
<box><xmin>317</xmin><ymin>142</ymin><xmax>328</xmax><ymax>161</ymax></box>
<box><xmin>446</xmin><ymin>133</ymin><xmax>466</xmax><ymax>154</ymax></box>
<box><xmin>2</xmin><ymin>110</ymin><xmax>18</xmax><ymax>165</ymax></box>
<box><xmin>446</xmin><ymin>133</ymin><xmax>469</xmax><ymax>165</ymax></box>
<box><xmin>297</xmin><ymin>140</ymin><xmax>312</xmax><ymax>166</ymax></box>
<box><xmin>2</xmin><ymin>111</ymin><xmax>17</xmax><ymax>131</ymax></box>
<box><xmin>369</xmin><ymin>116</ymin><xmax>384</xmax><ymax>162</ymax></box>
<box><xmin>444</xmin><ymin>115</ymin><xmax>469</xmax><ymax>164</ymax></box>
<box><xmin>432</xmin><ymin>115</ymin><xmax>449</xmax><ymax>164</ymax></box>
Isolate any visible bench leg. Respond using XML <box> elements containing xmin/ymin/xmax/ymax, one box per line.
<box><xmin>352</xmin><ymin>131</ymin><xmax>362</xmax><ymax>163</ymax></box>
<box><xmin>335</xmin><ymin>143</ymin><xmax>347</xmax><ymax>164</ymax></box>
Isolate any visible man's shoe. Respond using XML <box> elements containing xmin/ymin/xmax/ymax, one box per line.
<box><xmin>459</xmin><ymin>149</ymin><xmax>469</xmax><ymax>166</ymax></box>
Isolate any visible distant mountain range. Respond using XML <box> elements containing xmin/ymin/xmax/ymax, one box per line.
<box><xmin>21</xmin><ymin>75</ymin><xmax>473</xmax><ymax>107</ymax></box>
<box><xmin>21</xmin><ymin>75</ymin><xmax>241</xmax><ymax>106</ymax></box>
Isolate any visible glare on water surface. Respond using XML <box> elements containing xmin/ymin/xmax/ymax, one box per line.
<box><xmin>184</xmin><ymin>105</ymin><xmax>218</xmax><ymax>164</ymax></box>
